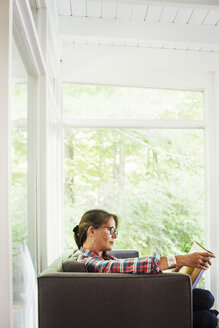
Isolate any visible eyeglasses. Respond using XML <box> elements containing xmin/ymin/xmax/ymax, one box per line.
<box><xmin>106</xmin><ymin>226</ymin><xmax>118</xmax><ymax>236</ymax></box>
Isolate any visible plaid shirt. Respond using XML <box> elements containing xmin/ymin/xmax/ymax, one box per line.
<box><xmin>77</xmin><ymin>247</ymin><xmax>161</xmax><ymax>274</ymax></box>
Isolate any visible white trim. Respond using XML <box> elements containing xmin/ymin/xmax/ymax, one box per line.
<box><xmin>12</xmin><ymin>0</ymin><xmax>48</xmax><ymax>274</ymax></box>
<box><xmin>204</xmin><ymin>74</ymin><xmax>214</xmax><ymax>296</ymax></box>
<box><xmin>204</xmin><ymin>71</ymin><xmax>219</xmax><ymax>308</ymax></box>
<box><xmin>27</xmin><ymin>75</ymin><xmax>38</xmax><ymax>271</ymax></box>
<box><xmin>210</xmin><ymin>70</ymin><xmax>219</xmax><ymax>309</ymax></box>
<box><xmin>0</xmin><ymin>0</ymin><xmax>13</xmax><ymax>327</ymax></box>
<box><xmin>47</xmin><ymin>4</ymin><xmax>61</xmax><ymax>78</ymax></box>
<box><xmin>37</xmin><ymin>75</ymin><xmax>48</xmax><ymax>271</ymax></box>
<box><xmin>13</xmin><ymin>0</ymin><xmax>46</xmax><ymax>75</ymax></box>
<box><xmin>62</xmin><ymin>119</ymin><xmax>207</xmax><ymax>129</ymax></box>
<box><xmin>62</xmin><ymin>69</ymin><xmax>211</xmax><ymax>93</ymax></box>
<box><xmin>36</xmin><ymin>0</ymin><xmax>47</xmax><ymax>8</ymax></box>
<box><xmin>46</xmin><ymin>122</ymin><xmax>63</xmax><ymax>265</ymax></box>
<box><xmin>57</xmin><ymin>123</ymin><xmax>64</xmax><ymax>253</ymax></box>
<box><xmin>38</xmin><ymin>6</ymin><xmax>61</xmax><ymax>79</ymax></box>
<box><xmin>47</xmin><ymin>82</ymin><xmax>62</xmax><ymax>124</ymax></box>
<box><xmin>12</xmin><ymin>0</ymin><xmax>62</xmax><ymax>275</ymax></box>
<box><xmin>36</xmin><ymin>6</ymin><xmax>62</xmax><ymax>269</ymax></box>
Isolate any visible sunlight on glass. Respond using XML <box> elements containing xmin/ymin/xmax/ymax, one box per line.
<box><xmin>64</xmin><ymin>128</ymin><xmax>205</xmax><ymax>258</ymax></box>
<box><xmin>12</xmin><ymin>40</ymin><xmax>37</xmax><ymax>328</ymax></box>
<box><xmin>12</xmin><ymin>84</ymin><xmax>27</xmax><ymax>121</ymax></box>
<box><xmin>63</xmin><ymin>83</ymin><xmax>205</xmax><ymax>289</ymax></box>
<box><xmin>63</xmin><ymin>84</ymin><xmax>203</xmax><ymax>120</ymax></box>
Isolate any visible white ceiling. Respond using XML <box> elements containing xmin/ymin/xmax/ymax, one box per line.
<box><xmin>57</xmin><ymin>0</ymin><xmax>219</xmax><ymax>24</ymax></box>
<box><xmin>57</xmin><ymin>0</ymin><xmax>219</xmax><ymax>53</ymax></box>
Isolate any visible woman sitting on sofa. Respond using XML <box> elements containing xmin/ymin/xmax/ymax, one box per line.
<box><xmin>73</xmin><ymin>209</ymin><xmax>218</xmax><ymax>328</ymax></box>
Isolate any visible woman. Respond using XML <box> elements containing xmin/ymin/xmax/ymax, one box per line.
<box><xmin>73</xmin><ymin>209</ymin><xmax>218</xmax><ymax>328</ymax></box>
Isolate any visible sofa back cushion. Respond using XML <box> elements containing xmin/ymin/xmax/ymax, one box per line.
<box><xmin>62</xmin><ymin>259</ymin><xmax>87</xmax><ymax>272</ymax></box>
<box><xmin>109</xmin><ymin>250</ymin><xmax>139</xmax><ymax>259</ymax></box>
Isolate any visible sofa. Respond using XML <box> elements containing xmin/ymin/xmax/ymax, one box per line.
<box><xmin>38</xmin><ymin>249</ymin><xmax>193</xmax><ymax>328</ymax></box>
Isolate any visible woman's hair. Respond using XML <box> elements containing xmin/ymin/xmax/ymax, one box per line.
<box><xmin>73</xmin><ymin>209</ymin><xmax>119</xmax><ymax>250</ymax></box>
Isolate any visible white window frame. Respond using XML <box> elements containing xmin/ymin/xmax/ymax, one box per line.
<box><xmin>13</xmin><ymin>0</ymin><xmax>45</xmax><ymax>275</ymax></box>
<box><xmin>12</xmin><ymin>0</ymin><xmax>62</xmax><ymax>273</ymax></box>
<box><xmin>0</xmin><ymin>0</ymin><xmax>13</xmax><ymax>326</ymax></box>
<box><xmin>7</xmin><ymin>0</ymin><xmax>61</xmax><ymax>323</ymax></box>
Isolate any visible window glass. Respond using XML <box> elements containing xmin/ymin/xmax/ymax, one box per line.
<box><xmin>64</xmin><ymin>128</ymin><xmax>205</xmax><ymax>256</ymax></box>
<box><xmin>11</xmin><ymin>39</ymin><xmax>37</xmax><ymax>328</ymax></box>
<box><xmin>63</xmin><ymin>83</ymin><xmax>203</xmax><ymax>120</ymax></box>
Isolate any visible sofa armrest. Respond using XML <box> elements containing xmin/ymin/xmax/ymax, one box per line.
<box><xmin>38</xmin><ymin>272</ymin><xmax>192</xmax><ymax>328</ymax></box>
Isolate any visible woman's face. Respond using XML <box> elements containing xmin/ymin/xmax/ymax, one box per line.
<box><xmin>93</xmin><ymin>216</ymin><xmax>117</xmax><ymax>252</ymax></box>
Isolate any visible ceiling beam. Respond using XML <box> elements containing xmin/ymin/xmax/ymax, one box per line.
<box><xmin>60</xmin><ymin>16</ymin><xmax>219</xmax><ymax>48</ymax></box>
<box><xmin>61</xmin><ymin>43</ymin><xmax>219</xmax><ymax>78</ymax></box>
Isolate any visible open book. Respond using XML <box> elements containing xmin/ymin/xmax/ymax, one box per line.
<box><xmin>179</xmin><ymin>241</ymin><xmax>212</xmax><ymax>289</ymax></box>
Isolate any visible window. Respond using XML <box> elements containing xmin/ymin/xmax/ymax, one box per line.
<box><xmin>11</xmin><ymin>38</ymin><xmax>37</xmax><ymax>328</ymax></box>
<box><xmin>63</xmin><ymin>84</ymin><xmax>205</xmax><ymax>259</ymax></box>
<box><xmin>63</xmin><ymin>84</ymin><xmax>203</xmax><ymax>120</ymax></box>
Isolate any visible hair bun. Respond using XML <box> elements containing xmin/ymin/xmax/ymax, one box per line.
<box><xmin>73</xmin><ymin>225</ymin><xmax>79</xmax><ymax>234</ymax></box>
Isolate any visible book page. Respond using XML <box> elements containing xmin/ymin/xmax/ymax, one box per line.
<box><xmin>179</xmin><ymin>241</ymin><xmax>210</xmax><ymax>284</ymax></box>
<box><xmin>189</xmin><ymin>241</ymin><xmax>210</xmax><ymax>253</ymax></box>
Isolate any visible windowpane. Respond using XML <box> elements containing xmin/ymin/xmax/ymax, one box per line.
<box><xmin>11</xmin><ymin>39</ymin><xmax>37</xmax><ymax>328</ymax></box>
<box><xmin>64</xmin><ymin>128</ymin><xmax>205</xmax><ymax>256</ymax></box>
<box><xmin>12</xmin><ymin>84</ymin><xmax>27</xmax><ymax>121</ymax></box>
<box><xmin>63</xmin><ymin>84</ymin><xmax>203</xmax><ymax>120</ymax></box>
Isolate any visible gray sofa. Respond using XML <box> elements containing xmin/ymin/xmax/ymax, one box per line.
<box><xmin>38</xmin><ymin>250</ymin><xmax>193</xmax><ymax>328</ymax></box>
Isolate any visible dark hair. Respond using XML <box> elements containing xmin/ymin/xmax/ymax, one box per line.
<box><xmin>73</xmin><ymin>209</ymin><xmax>119</xmax><ymax>251</ymax></box>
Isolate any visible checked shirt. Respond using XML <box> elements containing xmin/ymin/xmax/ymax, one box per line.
<box><xmin>77</xmin><ymin>247</ymin><xmax>161</xmax><ymax>274</ymax></box>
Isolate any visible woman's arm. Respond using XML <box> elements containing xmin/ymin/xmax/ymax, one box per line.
<box><xmin>159</xmin><ymin>251</ymin><xmax>215</xmax><ymax>271</ymax></box>
<box><xmin>78</xmin><ymin>249</ymin><xmax>215</xmax><ymax>274</ymax></box>
<box><xmin>78</xmin><ymin>253</ymin><xmax>161</xmax><ymax>274</ymax></box>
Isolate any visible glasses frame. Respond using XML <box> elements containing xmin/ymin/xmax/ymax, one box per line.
<box><xmin>106</xmin><ymin>226</ymin><xmax>118</xmax><ymax>236</ymax></box>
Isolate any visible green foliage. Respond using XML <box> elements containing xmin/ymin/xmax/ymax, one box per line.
<box><xmin>11</xmin><ymin>128</ymin><xmax>27</xmax><ymax>245</ymax></box>
<box><xmin>11</xmin><ymin>82</ymin><xmax>206</xmax><ymax>268</ymax></box>
<box><xmin>63</xmin><ymin>84</ymin><xmax>203</xmax><ymax>120</ymax></box>
<box><xmin>11</xmin><ymin>82</ymin><xmax>28</xmax><ymax>246</ymax></box>
<box><xmin>11</xmin><ymin>84</ymin><xmax>27</xmax><ymax>121</ymax></box>
<box><xmin>63</xmin><ymin>84</ymin><xmax>205</xmax><ymax>260</ymax></box>
<box><xmin>63</xmin><ymin>125</ymin><xmax>205</xmax><ymax>257</ymax></box>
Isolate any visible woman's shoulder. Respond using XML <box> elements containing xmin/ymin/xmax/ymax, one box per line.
<box><xmin>68</xmin><ymin>249</ymin><xmax>83</xmax><ymax>260</ymax></box>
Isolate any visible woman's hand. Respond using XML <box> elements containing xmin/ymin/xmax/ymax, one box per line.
<box><xmin>172</xmin><ymin>266</ymin><xmax>182</xmax><ymax>272</ymax></box>
<box><xmin>159</xmin><ymin>251</ymin><xmax>215</xmax><ymax>271</ymax></box>
<box><xmin>176</xmin><ymin>252</ymin><xmax>215</xmax><ymax>270</ymax></box>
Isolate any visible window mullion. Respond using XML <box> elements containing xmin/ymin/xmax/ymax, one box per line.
<box><xmin>62</xmin><ymin>119</ymin><xmax>206</xmax><ymax>129</ymax></box>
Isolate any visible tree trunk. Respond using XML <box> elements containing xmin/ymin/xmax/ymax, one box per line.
<box><xmin>117</xmin><ymin>147</ymin><xmax>125</xmax><ymax>188</ymax></box>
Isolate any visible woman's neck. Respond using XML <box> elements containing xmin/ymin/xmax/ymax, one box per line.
<box><xmin>82</xmin><ymin>242</ymin><xmax>103</xmax><ymax>258</ymax></box>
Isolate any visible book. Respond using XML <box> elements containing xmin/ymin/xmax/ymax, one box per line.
<box><xmin>179</xmin><ymin>241</ymin><xmax>213</xmax><ymax>289</ymax></box>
